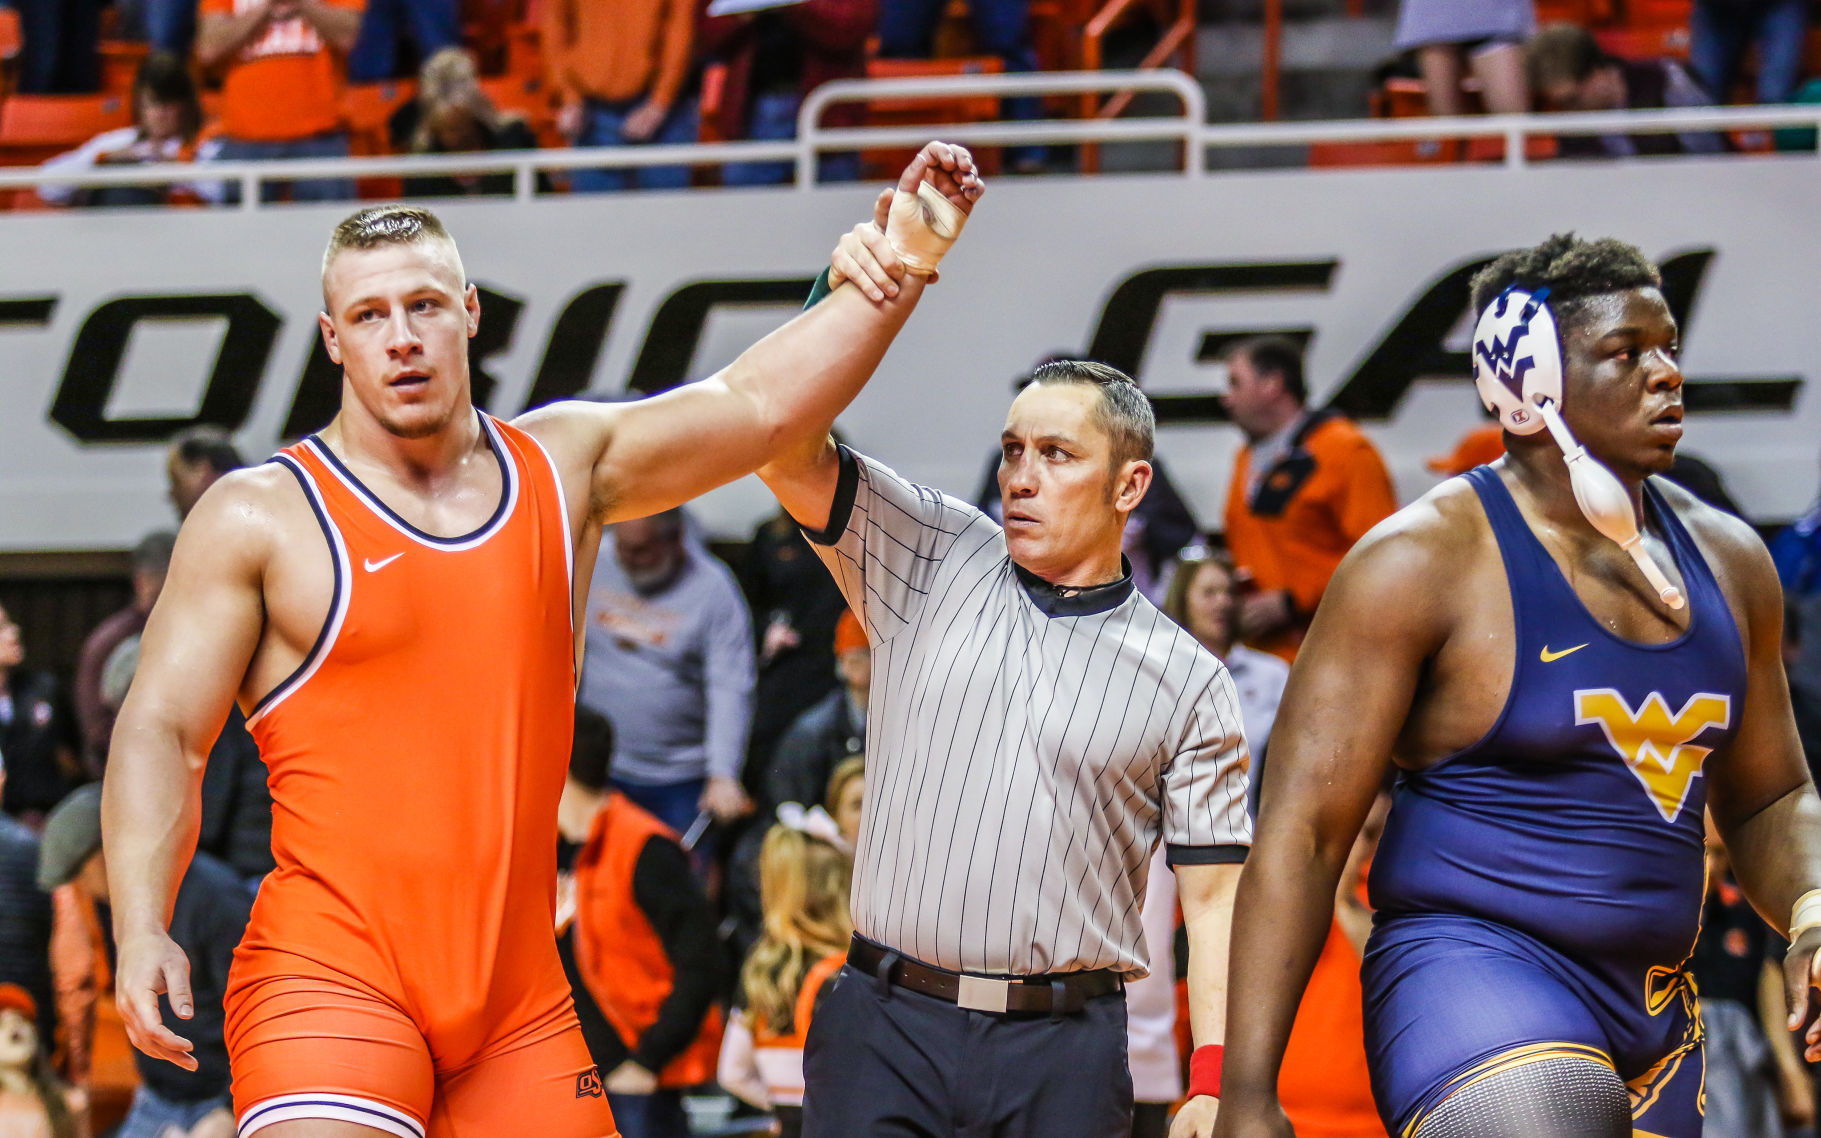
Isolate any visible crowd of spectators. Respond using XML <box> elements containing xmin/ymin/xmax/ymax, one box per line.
<box><xmin>3</xmin><ymin>0</ymin><xmax>1819</xmax><ymax>204</ymax></box>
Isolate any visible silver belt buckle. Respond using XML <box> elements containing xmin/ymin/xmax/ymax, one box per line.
<box><xmin>956</xmin><ymin>974</ymin><xmax>1011</xmax><ymax>1013</ymax></box>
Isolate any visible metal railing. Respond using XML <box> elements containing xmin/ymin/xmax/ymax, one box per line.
<box><xmin>0</xmin><ymin>71</ymin><xmax>1817</xmax><ymax>210</ymax></box>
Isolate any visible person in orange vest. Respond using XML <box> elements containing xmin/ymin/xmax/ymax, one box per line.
<box><xmin>556</xmin><ymin>707</ymin><xmax>723</xmax><ymax>1138</ymax></box>
<box><xmin>718</xmin><ymin>811</ymin><xmax>853</xmax><ymax>1138</ymax></box>
<box><xmin>1220</xmin><ymin>336</ymin><xmax>1398</xmax><ymax>661</ymax></box>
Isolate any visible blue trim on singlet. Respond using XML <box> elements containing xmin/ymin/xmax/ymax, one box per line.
<box><xmin>248</xmin><ymin>455</ymin><xmax>344</xmax><ymax>718</ymax></box>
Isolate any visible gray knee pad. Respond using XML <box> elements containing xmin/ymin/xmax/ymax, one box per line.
<box><xmin>1413</xmin><ymin>1055</ymin><xmax>1631</xmax><ymax>1138</ymax></box>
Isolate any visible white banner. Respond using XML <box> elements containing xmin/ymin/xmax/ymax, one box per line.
<box><xmin>1</xmin><ymin>156</ymin><xmax>1816</xmax><ymax>551</ymax></box>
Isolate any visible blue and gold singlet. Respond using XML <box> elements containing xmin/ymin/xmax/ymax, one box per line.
<box><xmin>1361</xmin><ymin>466</ymin><xmax>1746</xmax><ymax>1138</ymax></box>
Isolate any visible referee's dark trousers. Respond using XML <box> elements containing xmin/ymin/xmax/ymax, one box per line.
<box><xmin>802</xmin><ymin>937</ymin><xmax>1133</xmax><ymax>1138</ymax></box>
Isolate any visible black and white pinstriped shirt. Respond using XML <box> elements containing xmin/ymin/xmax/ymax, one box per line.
<box><xmin>803</xmin><ymin>448</ymin><xmax>1253</xmax><ymax>978</ymax></box>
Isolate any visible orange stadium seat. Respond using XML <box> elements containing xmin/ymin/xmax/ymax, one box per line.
<box><xmin>0</xmin><ymin>93</ymin><xmax>131</xmax><ymax>166</ymax></box>
<box><xmin>479</xmin><ymin>73</ymin><xmax>556</xmax><ymax>143</ymax></box>
<box><xmin>859</xmin><ymin>56</ymin><xmax>1005</xmax><ymax>179</ymax></box>
<box><xmin>342</xmin><ymin>80</ymin><xmax>416</xmax><ymax>198</ymax></box>
<box><xmin>1595</xmin><ymin>24</ymin><xmax>1692</xmax><ymax>60</ymax></box>
<box><xmin>1619</xmin><ymin>0</ymin><xmax>1692</xmax><ymax>29</ymax></box>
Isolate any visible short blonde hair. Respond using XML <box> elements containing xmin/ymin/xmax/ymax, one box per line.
<box><xmin>320</xmin><ymin>205</ymin><xmax>463</xmax><ymax>303</ymax></box>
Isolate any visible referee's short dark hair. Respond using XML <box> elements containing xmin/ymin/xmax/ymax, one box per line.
<box><xmin>1024</xmin><ymin>360</ymin><xmax>1154</xmax><ymax>466</ymax></box>
<box><xmin>1225</xmin><ymin>336</ymin><xmax>1307</xmax><ymax>404</ymax></box>
<box><xmin>169</xmin><ymin>426</ymin><xmax>245</xmax><ymax>476</ymax></box>
<box><xmin>570</xmin><ymin>706</ymin><xmax>615</xmax><ymax>791</ymax></box>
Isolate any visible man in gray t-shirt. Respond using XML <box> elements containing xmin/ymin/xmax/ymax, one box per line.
<box><xmin>580</xmin><ymin>507</ymin><xmax>756</xmax><ymax>838</ymax></box>
<box><xmin>760</xmin><ymin>210</ymin><xmax>1251</xmax><ymax>1138</ymax></box>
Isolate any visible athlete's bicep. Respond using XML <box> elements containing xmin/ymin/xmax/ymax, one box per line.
<box><xmin>114</xmin><ymin>482</ymin><xmax>271</xmax><ymax>767</ymax></box>
<box><xmin>1256</xmin><ymin>527</ymin><xmax>1449</xmax><ymax>843</ymax></box>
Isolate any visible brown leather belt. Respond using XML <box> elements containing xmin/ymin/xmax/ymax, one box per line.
<box><xmin>848</xmin><ymin>934</ymin><xmax>1123</xmax><ymax>1017</ymax></box>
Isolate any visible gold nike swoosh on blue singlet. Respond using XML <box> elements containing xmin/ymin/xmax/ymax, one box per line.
<box><xmin>1540</xmin><ymin>643</ymin><xmax>1589</xmax><ymax>663</ymax></box>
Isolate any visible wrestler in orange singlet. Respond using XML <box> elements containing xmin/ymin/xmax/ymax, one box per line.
<box><xmin>99</xmin><ymin>143</ymin><xmax>982</xmax><ymax>1138</ymax></box>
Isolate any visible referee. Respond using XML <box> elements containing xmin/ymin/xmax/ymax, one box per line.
<box><xmin>756</xmin><ymin>223</ymin><xmax>1252</xmax><ymax>1138</ymax></box>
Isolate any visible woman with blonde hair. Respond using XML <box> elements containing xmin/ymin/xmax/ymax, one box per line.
<box><xmin>717</xmin><ymin>814</ymin><xmax>851</xmax><ymax>1138</ymax></box>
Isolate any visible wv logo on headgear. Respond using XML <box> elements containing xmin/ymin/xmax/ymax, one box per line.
<box><xmin>1574</xmin><ymin>688</ymin><xmax>1732</xmax><ymax>823</ymax></box>
<box><xmin>1474</xmin><ymin>289</ymin><xmax>1542</xmax><ymax>399</ymax></box>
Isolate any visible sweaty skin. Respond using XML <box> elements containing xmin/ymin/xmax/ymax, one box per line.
<box><xmin>1211</xmin><ymin>287</ymin><xmax>1821</xmax><ymax>1138</ymax></box>
<box><xmin>101</xmin><ymin>142</ymin><xmax>983</xmax><ymax>1099</ymax></box>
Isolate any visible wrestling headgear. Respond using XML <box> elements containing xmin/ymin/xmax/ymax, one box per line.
<box><xmin>1472</xmin><ymin>285</ymin><xmax>1562</xmax><ymax>436</ymax></box>
<box><xmin>1470</xmin><ymin>284</ymin><xmax>1684</xmax><ymax>611</ymax></box>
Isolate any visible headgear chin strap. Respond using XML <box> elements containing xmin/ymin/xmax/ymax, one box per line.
<box><xmin>1471</xmin><ymin>285</ymin><xmax>1684</xmax><ymax>611</ymax></box>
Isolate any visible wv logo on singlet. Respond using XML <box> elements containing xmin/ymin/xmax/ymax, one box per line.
<box><xmin>1574</xmin><ymin>689</ymin><xmax>1732</xmax><ymax>823</ymax></box>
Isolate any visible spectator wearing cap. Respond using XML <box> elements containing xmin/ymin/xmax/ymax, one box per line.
<box><xmin>1220</xmin><ymin>336</ymin><xmax>1397</xmax><ymax>662</ymax></box>
<box><xmin>71</xmin><ymin>531</ymin><xmax>175</xmax><ymax>775</ymax></box>
<box><xmin>556</xmin><ymin>708</ymin><xmax>723</xmax><ymax>1138</ymax></box>
<box><xmin>38</xmin><ymin>53</ymin><xmax>221</xmax><ymax>208</ymax></box>
<box><xmin>195</xmin><ymin>0</ymin><xmax>364</xmax><ymax>203</ymax></box>
<box><xmin>579</xmin><ymin>509</ymin><xmax>756</xmax><ymax>841</ymax></box>
<box><xmin>0</xmin><ymin>759</ymin><xmax>56</xmax><ymax>1053</ymax></box>
<box><xmin>544</xmin><ymin>0</ymin><xmax>697</xmax><ymax>193</ymax></box>
<box><xmin>1527</xmin><ymin>23</ymin><xmax>1726</xmax><ymax>157</ymax></box>
<box><xmin>39</xmin><ymin>785</ymin><xmax>252</xmax><ymax>1138</ymax></box>
<box><xmin>0</xmin><ymin>602</ymin><xmax>82</xmax><ymax>829</ymax></box>
<box><xmin>165</xmin><ymin>428</ymin><xmax>244</xmax><ymax>522</ymax></box>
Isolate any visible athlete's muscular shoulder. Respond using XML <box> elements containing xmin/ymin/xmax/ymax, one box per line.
<box><xmin>177</xmin><ymin>462</ymin><xmax>335</xmax><ymax>708</ymax></box>
<box><xmin>513</xmin><ymin>400</ymin><xmax>621</xmax><ymax>524</ymax></box>
<box><xmin>1319</xmin><ymin>475</ymin><xmax>1495</xmax><ymax>637</ymax></box>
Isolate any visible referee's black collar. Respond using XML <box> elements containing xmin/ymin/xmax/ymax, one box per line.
<box><xmin>1013</xmin><ymin>558</ymin><xmax>1135</xmax><ymax>618</ymax></box>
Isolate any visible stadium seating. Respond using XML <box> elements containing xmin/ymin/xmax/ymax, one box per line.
<box><xmin>0</xmin><ymin>93</ymin><xmax>131</xmax><ymax>166</ymax></box>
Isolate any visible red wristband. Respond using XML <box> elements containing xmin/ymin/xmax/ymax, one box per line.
<box><xmin>1187</xmin><ymin>1044</ymin><xmax>1224</xmax><ymax>1100</ymax></box>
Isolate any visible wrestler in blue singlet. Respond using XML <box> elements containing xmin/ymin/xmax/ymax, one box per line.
<box><xmin>1362</xmin><ymin>465</ymin><xmax>1746</xmax><ymax>1138</ymax></box>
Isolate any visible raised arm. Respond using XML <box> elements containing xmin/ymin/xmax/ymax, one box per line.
<box><xmin>1213</xmin><ymin>522</ymin><xmax>1449</xmax><ymax>1138</ymax></box>
<box><xmin>196</xmin><ymin>1</ymin><xmax>273</xmax><ymax>70</ymax></box>
<box><xmin>518</xmin><ymin>142</ymin><xmax>982</xmax><ymax>531</ymax></box>
<box><xmin>101</xmin><ymin>475</ymin><xmax>272</xmax><ymax>1070</ymax></box>
<box><xmin>1698</xmin><ymin>523</ymin><xmax>1821</xmax><ymax>1056</ymax></box>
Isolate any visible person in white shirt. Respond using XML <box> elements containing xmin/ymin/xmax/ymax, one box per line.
<box><xmin>39</xmin><ymin>52</ymin><xmax>222</xmax><ymax>207</ymax></box>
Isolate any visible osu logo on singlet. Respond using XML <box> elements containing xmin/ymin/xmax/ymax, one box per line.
<box><xmin>576</xmin><ymin>1067</ymin><xmax>604</xmax><ymax>1099</ymax></box>
<box><xmin>1574</xmin><ymin>689</ymin><xmax>1733</xmax><ymax>823</ymax></box>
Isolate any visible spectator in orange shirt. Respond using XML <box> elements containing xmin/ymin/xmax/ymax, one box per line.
<box><xmin>1221</xmin><ymin>336</ymin><xmax>1397</xmax><ymax>661</ymax></box>
<box><xmin>543</xmin><ymin>0</ymin><xmax>698</xmax><ymax>193</ymax></box>
<box><xmin>195</xmin><ymin>0</ymin><xmax>364</xmax><ymax>203</ymax></box>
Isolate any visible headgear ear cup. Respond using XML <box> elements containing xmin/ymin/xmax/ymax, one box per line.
<box><xmin>1471</xmin><ymin>285</ymin><xmax>1685</xmax><ymax>611</ymax></box>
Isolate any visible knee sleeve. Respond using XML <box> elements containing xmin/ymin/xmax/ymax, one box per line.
<box><xmin>1413</xmin><ymin>1055</ymin><xmax>1630</xmax><ymax>1138</ymax></box>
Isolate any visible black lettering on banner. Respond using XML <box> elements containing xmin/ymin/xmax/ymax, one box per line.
<box><xmin>625</xmin><ymin>278</ymin><xmax>817</xmax><ymax>396</ymax></box>
<box><xmin>281</xmin><ymin>284</ymin><xmax>526</xmax><ymax>438</ymax></box>
<box><xmin>1085</xmin><ymin>262</ymin><xmax>1339</xmax><ymax>425</ymax></box>
<box><xmin>0</xmin><ymin>297</ymin><xmax>57</xmax><ymax>326</ymax></box>
<box><xmin>1325</xmin><ymin>257</ymin><xmax>1493</xmax><ymax>421</ymax></box>
<box><xmin>1655</xmin><ymin>248</ymin><xmax>1800</xmax><ymax>413</ymax></box>
<box><xmin>522</xmin><ymin>283</ymin><xmax>625</xmax><ymax>411</ymax></box>
<box><xmin>51</xmin><ymin>294</ymin><xmax>279</xmax><ymax>443</ymax></box>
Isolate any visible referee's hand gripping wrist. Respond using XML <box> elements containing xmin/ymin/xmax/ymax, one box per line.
<box><xmin>883</xmin><ymin>141</ymin><xmax>984</xmax><ymax>277</ymax></box>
